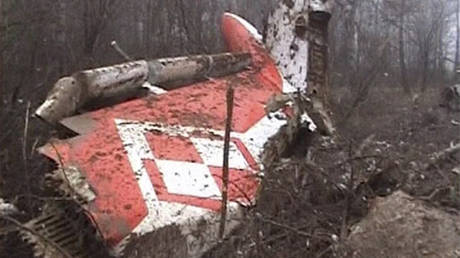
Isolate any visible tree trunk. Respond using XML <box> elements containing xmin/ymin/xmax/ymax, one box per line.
<box><xmin>421</xmin><ymin>47</ymin><xmax>429</xmax><ymax>92</ymax></box>
<box><xmin>0</xmin><ymin>0</ymin><xmax>2</xmax><ymax>103</ymax></box>
<box><xmin>455</xmin><ymin>0</ymin><xmax>460</xmax><ymax>82</ymax></box>
<box><xmin>399</xmin><ymin>1</ymin><xmax>410</xmax><ymax>95</ymax></box>
<box><xmin>437</xmin><ymin>19</ymin><xmax>444</xmax><ymax>82</ymax></box>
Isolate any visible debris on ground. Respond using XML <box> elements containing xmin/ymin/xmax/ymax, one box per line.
<box><xmin>440</xmin><ymin>84</ymin><xmax>460</xmax><ymax>112</ymax></box>
<box><xmin>204</xmin><ymin>85</ymin><xmax>460</xmax><ymax>257</ymax></box>
<box><xmin>0</xmin><ymin>198</ymin><xmax>18</xmax><ymax>216</ymax></box>
<box><xmin>2</xmin><ymin>0</ymin><xmax>460</xmax><ymax>256</ymax></box>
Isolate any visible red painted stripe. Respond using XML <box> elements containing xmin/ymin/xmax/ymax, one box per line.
<box><xmin>232</xmin><ymin>138</ymin><xmax>259</xmax><ymax>171</ymax></box>
<box><xmin>73</xmin><ymin>120</ymin><xmax>148</xmax><ymax>245</ymax></box>
<box><xmin>145</xmin><ymin>132</ymin><xmax>203</xmax><ymax>163</ymax></box>
<box><xmin>209</xmin><ymin>166</ymin><xmax>259</xmax><ymax>206</ymax></box>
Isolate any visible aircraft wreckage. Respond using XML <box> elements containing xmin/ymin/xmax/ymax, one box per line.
<box><xmin>23</xmin><ymin>5</ymin><xmax>332</xmax><ymax>258</ymax></box>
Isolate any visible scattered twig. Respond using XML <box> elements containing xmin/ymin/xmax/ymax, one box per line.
<box><xmin>329</xmin><ymin>154</ymin><xmax>384</xmax><ymax>169</ymax></box>
<box><xmin>355</xmin><ymin>134</ymin><xmax>375</xmax><ymax>157</ymax></box>
<box><xmin>340</xmin><ymin>143</ymin><xmax>354</xmax><ymax>241</ymax></box>
<box><xmin>30</xmin><ymin>137</ymin><xmax>40</xmax><ymax>159</ymax></box>
<box><xmin>110</xmin><ymin>40</ymin><xmax>133</xmax><ymax>61</ymax></box>
<box><xmin>423</xmin><ymin>143</ymin><xmax>460</xmax><ymax>173</ymax></box>
<box><xmin>254</xmin><ymin>213</ymin><xmax>332</xmax><ymax>240</ymax></box>
<box><xmin>219</xmin><ymin>85</ymin><xmax>234</xmax><ymax>239</ymax></box>
<box><xmin>315</xmin><ymin>245</ymin><xmax>333</xmax><ymax>258</ymax></box>
<box><xmin>22</xmin><ymin>101</ymin><xmax>32</xmax><ymax>213</ymax></box>
<box><xmin>257</xmin><ymin>214</ymin><xmax>311</xmax><ymax>238</ymax></box>
<box><xmin>430</xmin><ymin>143</ymin><xmax>460</xmax><ymax>163</ymax></box>
<box><xmin>49</xmin><ymin>143</ymin><xmax>76</xmax><ymax>199</ymax></box>
<box><xmin>15</xmin><ymin>194</ymin><xmax>74</xmax><ymax>202</ymax></box>
<box><xmin>419</xmin><ymin>188</ymin><xmax>442</xmax><ymax>202</ymax></box>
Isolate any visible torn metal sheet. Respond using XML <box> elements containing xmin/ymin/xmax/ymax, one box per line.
<box><xmin>35</xmin><ymin>13</ymin><xmax>287</xmax><ymax>257</ymax></box>
<box><xmin>147</xmin><ymin>52</ymin><xmax>251</xmax><ymax>88</ymax></box>
<box><xmin>265</xmin><ymin>0</ymin><xmax>331</xmax><ymax>92</ymax></box>
<box><xmin>47</xmin><ymin>167</ymin><xmax>96</xmax><ymax>203</ymax></box>
<box><xmin>35</xmin><ymin>52</ymin><xmax>251</xmax><ymax>124</ymax></box>
<box><xmin>35</xmin><ymin>61</ymin><xmax>149</xmax><ymax>125</ymax></box>
<box><xmin>266</xmin><ymin>0</ymin><xmax>334</xmax><ymax>135</ymax></box>
<box><xmin>266</xmin><ymin>0</ymin><xmax>310</xmax><ymax>92</ymax></box>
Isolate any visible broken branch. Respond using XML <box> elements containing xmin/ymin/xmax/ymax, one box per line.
<box><xmin>428</xmin><ymin>143</ymin><xmax>460</xmax><ymax>167</ymax></box>
<box><xmin>110</xmin><ymin>41</ymin><xmax>133</xmax><ymax>61</ymax></box>
<box><xmin>219</xmin><ymin>85</ymin><xmax>234</xmax><ymax>239</ymax></box>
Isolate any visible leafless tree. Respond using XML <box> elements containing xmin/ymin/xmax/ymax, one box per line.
<box><xmin>454</xmin><ymin>0</ymin><xmax>460</xmax><ymax>79</ymax></box>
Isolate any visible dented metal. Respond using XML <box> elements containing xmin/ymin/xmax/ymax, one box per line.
<box><xmin>266</xmin><ymin>0</ymin><xmax>334</xmax><ymax>135</ymax></box>
<box><xmin>28</xmin><ymin>10</ymin><xmax>332</xmax><ymax>258</ymax></box>
<box><xmin>35</xmin><ymin>60</ymin><xmax>149</xmax><ymax>125</ymax></box>
<box><xmin>36</xmin><ymin>52</ymin><xmax>251</xmax><ymax>124</ymax></box>
<box><xmin>30</xmin><ymin>13</ymin><xmax>285</xmax><ymax>258</ymax></box>
<box><xmin>147</xmin><ymin>52</ymin><xmax>251</xmax><ymax>88</ymax></box>
<box><xmin>47</xmin><ymin>167</ymin><xmax>96</xmax><ymax>203</ymax></box>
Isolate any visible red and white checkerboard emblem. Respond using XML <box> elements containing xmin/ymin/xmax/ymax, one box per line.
<box><xmin>115</xmin><ymin>119</ymin><xmax>260</xmax><ymax>212</ymax></box>
<box><xmin>112</xmin><ymin>112</ymin><xmax>287</xmax><ymax>243</ymax></box>
<box><xmin>39</xmin><ymin>13</ymin><xmax>286</xmax><ymax>249</ymax></box>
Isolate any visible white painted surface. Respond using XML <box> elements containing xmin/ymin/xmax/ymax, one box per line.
<box><xmin>240</xmin><ymin>111</ymin><xmax>288</xmax><ymax>164</ymax></box>
<box><xmin>114</xmin><ymin>113</ymin><xmax>287</xmax><ymax>239</ymax></box>
<box><xmin>191</xmin><ymin>137</ymin><xmax>249</xmax><ymax>170</ymax></box>
<box><xmin>282</xmin><ymin>78</ymin><xmax>299</xmax><ymax>94</ymax></box>
<box><xmin>111</xmin><ymin>200</ymin><xmax>227</xmax><ymax>257</ymax></box>
<box><xmin>301</xmin><ymin>113</ymin><xmax>317</xmax><ymax>132</ymax></box>
<box><xmin>180</xmin><ymin>201</ymin><xmax>243</xmax><ymax>258</ymax></box>
<box><xmin>155</xmin><ymin>159</ymin><xmax>221</xmax><ymax>199</ymax></box>
<box><xmin>142</xmin><ymin>82</ymin><xmax>167</xmax><ymax>95</ymax></box>
<box><xmin>114</xmin><ymin>114</ymin><xmax>286</xmax><ymax>256</ymax></box>
<box><xmin>111</xmin><ymin>14</ymin><xmax>303</xmax><ymax>255</ymax></box>
<box><xmin>115</xmin><ymin>120</ymin><xmax>160</xmax><ymax>236</ymax></box>
<box><xmin>310</xmin><ymin>0</ymin><xmax>332</xmax><ymax>13</ymax></box>
<box><xmin>266</xmin><ymin>0</ymin><xmax>309</xmax><ymax>93</ymax></box>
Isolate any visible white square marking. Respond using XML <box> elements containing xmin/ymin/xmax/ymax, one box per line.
<box><xmin>190</xmin><ymin>138</ymin><xmax>249</xmax><ymax>170</ymax></box>
<box><xmin>155</xmin><ymin>159</ymin><xmax>222</xmax><ymax>199</ymax></box>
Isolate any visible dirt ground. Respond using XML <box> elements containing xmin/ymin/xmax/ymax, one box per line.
<box><xmin>1</xmin><ymin>84</ymin><xmax>459</xmax><ymax>257</ymax></box>
<box><xmin>204</xmin><ymin>85</ymin><xmax>460</xmax><ymax>257</ymax></box>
